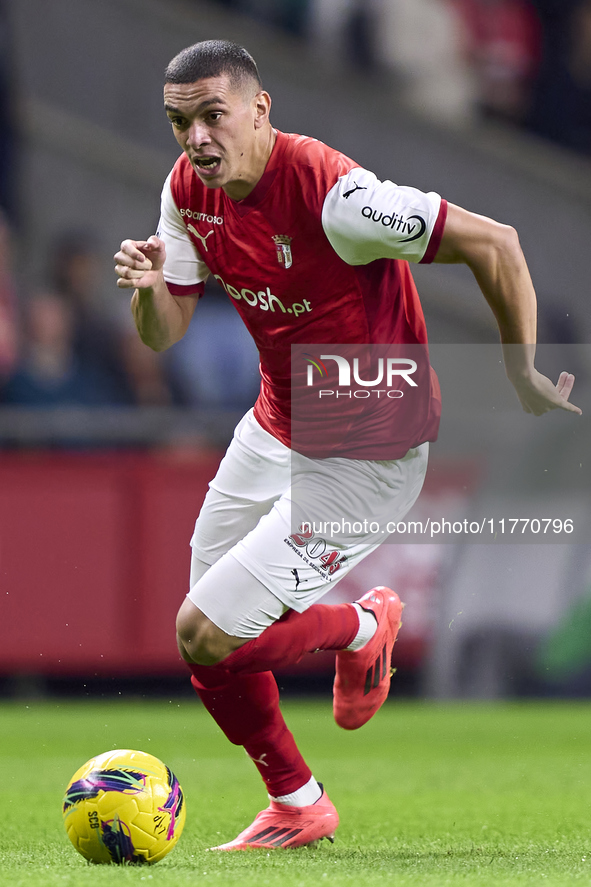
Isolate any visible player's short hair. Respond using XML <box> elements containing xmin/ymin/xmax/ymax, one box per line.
<box><xmin>165</xmin><ymin>40</ymin><xmax>262</xmax><ymax>93</ymax></box>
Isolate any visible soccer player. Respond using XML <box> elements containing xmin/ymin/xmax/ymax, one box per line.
<box><xmin>114</xmin><ymin>40</ymin><xmax>580</xmax><ymax>850</ymax></box>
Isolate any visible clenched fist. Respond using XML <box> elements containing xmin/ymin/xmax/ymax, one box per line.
<box><xmin>114</xmin><ymin>236</ymin><xmax>166</xmax><ymax>290</ymax></box>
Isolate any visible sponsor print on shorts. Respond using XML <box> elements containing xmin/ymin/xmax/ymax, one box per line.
<box><xmin>284</xmin><ymin>524</ymin><xmax>348</xmax><ymax>582</ymax></box>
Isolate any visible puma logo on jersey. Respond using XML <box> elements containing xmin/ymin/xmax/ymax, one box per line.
<box><xmin>343</xmin><ymin>182</ymin><xmax>367</xmax><ymax>199</ymax></box>
<box><xmin>188</xmin><ymin>224</ymin><xmax>214</xmax><ymax>251</ymax></box>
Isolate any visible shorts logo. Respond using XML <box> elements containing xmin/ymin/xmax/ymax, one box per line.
<box><xmin>272</xmin><ymin>235</ymin><xmax>293</xmax><ymax>269</ymax></box>
<box><xmin>291</xmin><ymin>568</ymin><xmax>308</xmax><ymax>591</ymax></box>
<box><xmin>286</xmin><ymin>525</ymin><xmax>347</xmax><ymax>577</ymax></box>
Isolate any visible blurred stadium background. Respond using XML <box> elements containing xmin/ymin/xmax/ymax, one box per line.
<box><xmin>1</xmin><ymin>0</ymin><xmax>590</xmax><ymax>703</ymax></box>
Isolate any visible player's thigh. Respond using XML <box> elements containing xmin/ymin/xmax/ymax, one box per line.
<box><xmin>190</xmin><ymin>487</ymin><xmax>279</xmax><ymax>570</ymax></box>
<box><xmin>190</xmin><ymin>409</ymin><xmax>291</xmax><ymax>570</ymax></box>
<box><xmin>187</xmin><ymin>553</ymin><xmax>288</xmax><ymax>638</ymax></box>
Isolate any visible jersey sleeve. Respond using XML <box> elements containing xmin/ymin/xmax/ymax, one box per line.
<box><xmin>157</xmin><ymin>171</ymin><xmax>209</xmax><ymax>296</ymax></box>
<box><xmin>321</xmin><ymin>167</ymin><xmax>447</xmax><ymax>265</ymax></box>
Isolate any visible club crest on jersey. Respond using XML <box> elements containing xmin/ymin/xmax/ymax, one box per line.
<box><xmin>272</xmin><ymin>235</ymin><xmax>293</xmax><ymax>269</ymax></box>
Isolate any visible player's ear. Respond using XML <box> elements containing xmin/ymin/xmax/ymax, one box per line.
<box><xmin>253</xmin><ymin>91</ymin><xmax>271</xmax><ymax>130</ymax></box>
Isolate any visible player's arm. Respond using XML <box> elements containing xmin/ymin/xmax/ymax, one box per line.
<box><xmin>114</xmin><ymin>235</ymin><xmax>199</xmax><ymax>352</ymax></box>
<box><xmin>433</xmin><ymin>203</ymin><xmax>581</xmax><ymax>416</ymax></box>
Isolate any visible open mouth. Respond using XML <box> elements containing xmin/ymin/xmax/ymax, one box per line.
<box><xmin>194</xmin><ymin>156</ymin><xmax>221</xmax><ymax>174</ymax></box>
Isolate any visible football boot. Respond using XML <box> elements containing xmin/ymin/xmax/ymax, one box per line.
<box><xmin>333</xmin><ymin>587</ymin><xmax>403</xmax><ymax>730</ymax></box>
<box><xmin>209</xmin><ymin>785</ymin><xmax>338</xmax><ymax>850</ymax></box>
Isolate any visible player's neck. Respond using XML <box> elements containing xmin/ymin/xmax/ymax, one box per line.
<box><xmin>223</xmin><ymin>126</ymin><xmax>277</xmax><ymax>202</ymax></box>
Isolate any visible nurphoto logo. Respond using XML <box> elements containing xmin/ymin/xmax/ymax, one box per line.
<box><xmin>290</xmin><ymin>342</ymin><xmax>433</xmax><ymax>460</ymax></box>
<box><xmin>304</xmin><ymin>353</ymin><xmax>418</xmax><ymax>399</ymax></box>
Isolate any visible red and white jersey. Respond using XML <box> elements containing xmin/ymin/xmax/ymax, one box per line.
<box><xmin>157</xmin><ymin>130</ymin><xmax>447</xmax><ymax>459</ymax></box>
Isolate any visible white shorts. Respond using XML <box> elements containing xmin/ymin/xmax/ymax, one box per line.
<box><xmin>188</xmin><ymin>409</ymin><xmax>428</xmax><ymax>634</ymax></box>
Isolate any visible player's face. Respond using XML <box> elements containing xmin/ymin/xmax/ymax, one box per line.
<box><xmin>163</xmin><ymin>75</ymin><xmax>272</xmax><ymax>200</ymax></box>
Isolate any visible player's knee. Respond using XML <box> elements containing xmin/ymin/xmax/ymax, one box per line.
<box><xmin>175</xmin><ymin>600</ymin><xmax>220</xmax><ymax>665</ymax></box>
<box><xmin>176</xmin><ymin>598</ymin><xmax>243</xmax><ymax>666</ymax></box>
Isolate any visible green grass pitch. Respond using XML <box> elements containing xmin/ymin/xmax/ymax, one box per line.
<box><xmin>1</xmin><ymin>697</ymin><xmax>591</xmax><ymax>886</ymax></box>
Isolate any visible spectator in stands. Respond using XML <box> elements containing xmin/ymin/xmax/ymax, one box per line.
<box><xmin>260</xmin><ymin>0</ymin><xmax>310</xmax><ymax>36</ymax></box>
<box><xmin>374</xmin><ymin>0</ymin><xmax>478</xmax><ymax>124</ymax></box>
<box><xmin>50</xmin><ymin>229</ymin><xmax>176</xmax><ymax>406</ymax></box>
<box><xmin>166</xmin><ymin>279</ymin><xmax>261</xmax><ymax>410</ymax></box>
<box><xmin>453</xmin><ymin>0</ymin><xmax>541</xmax><ymax>124</ymax></box>
<box><xmin>343</xmin><ymin>0</ymin><xmax>383</xmax><ymax>71</ymax></box>
<box><xmin>0</xmin><ymin>290</ymin><xmax>123</xmax><ymax>406</ymax></box>
<box><xmin>34</xmin><ymin>230</ymin><xmax>257</xmax><ymax>412</ymax></box>
<box><xmin>211</xmin><ymin>0</ymin><xmax>310</xmax><ymax>35</ymax></box>
<box><xmin>8</xmin><ymin>229</ymin><xmax>257</xmax><ymax>413</ymax></box>
<box><xmin>0</xmin><ymin>2</ymin><xmax>19</xmax><ymax>383</ymax></box>
<box><xmin>0</xmin><ymin>210</ymin><xmax>18</xmax><ymax>381</ymax></box>
<box><xmin>310</xmin><ymin>0</ymin><xmax>478</xmax><ymax>123</ymax></box>
<box><xmin>527</xmin><ymin>0</ymin><xmax>591</xmax><ymax>154</ymax></box>
<box><xmin>0</xmin><ymin>0</ymin><xmax>16</xmax><ymax>221</ymax></box>
<box><xmin>309</xmin><ymin>0</ymin><xmax>381</xmax><ymax>69</ymax></box>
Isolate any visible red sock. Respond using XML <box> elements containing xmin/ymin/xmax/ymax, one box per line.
<box><xmin>220</xmin><ymin>603</ymin><xmax>359</xmax><ymax>674</ymax></box>
<box><xmin>189</xmin><ymin>665</ymin><xmax>312</xmax><ymax>797</ymax></box>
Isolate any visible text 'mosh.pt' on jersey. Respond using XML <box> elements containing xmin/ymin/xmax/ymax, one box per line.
<box><xmin>157</xmin><ymin>131</ymin><xmax>447</xmax><ymax>459</ymax></box>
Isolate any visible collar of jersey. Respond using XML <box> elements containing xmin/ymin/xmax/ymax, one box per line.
<box><xmin>229</xmin><ymin>130</ymin><xmax>288</xmax><ymax>216</ymax></box>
